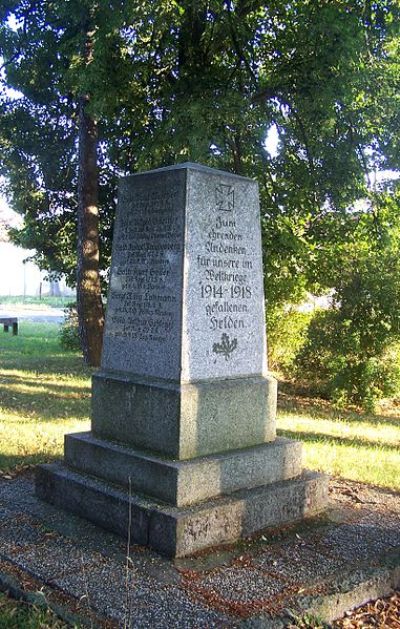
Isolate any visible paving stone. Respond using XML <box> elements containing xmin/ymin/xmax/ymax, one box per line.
<box><xmin>252</xmin><ymin>538</ymin><xmax>340</xmax><ymax>584</ymax></box>
<box><xmin>0</xmin><ymin>452</ymin><xmax>399</xmax><ymax>627</ymax></box>
<box><xmin>198</xmin><ymin>567</ymin><xmax>286</xmax><ymax>603</ymax></box>
<box><xmin>54</xmin><ymin>562</ymin><xmax>234</xmax><ymax>627</ymax></box>
<box><xmin>314</xmin><ymin>523</ymin><xmax>400</xmax><ymax>563</ymax></box>
<box><xmin>0</xmin><ymin>513</ymin><xmax>46</xmax><ymax>554</ymax></box>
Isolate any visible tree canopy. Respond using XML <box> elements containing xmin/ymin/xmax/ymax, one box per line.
<box><xmin>1</xmin><ymin>0</ymin><xmax>400</xmax><ymax>396</ymax></box>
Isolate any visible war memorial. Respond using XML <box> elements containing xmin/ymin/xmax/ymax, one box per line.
<box><xmin>36</xmin><ymin>163</ymin><xmax>327</xmax><ymax>557</ymax></box>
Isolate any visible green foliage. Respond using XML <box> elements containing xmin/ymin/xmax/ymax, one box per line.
<box><xmin>290</xmin><ymin>187</ymin><xmax>400</xmax><ymax>410</ymax></box>
<box><xmin>267</xmin><ymin>308</ymin><xmax>313</xmax><ymax>374</ymax></box>
<box><xmin>1</xmin><ymin>1</ymin><xmax>400</xmax><ymax>395</ymax></box>
<box><xmin>59</xmin><ymin>304</ymin><xmax>80</xmax><ymax>351</ymax></box>
<box><xmin>284</xmin><ymin>609</ymin><xmax>329</xmax><ymax>628</ymax></box>
<box><xmin>1</xmin><ymin>0</ymin><xmax>399</xmax><ymax>305</ymax></box>
<box><xmin>295</xmin><ymin>310</ymin><xmax>400</xmax><ymax>410</ymax></box>
<box><xmin>0</xmin><ymin>593</ymin><xmax>70</xmax><ymax>628</ymax></box>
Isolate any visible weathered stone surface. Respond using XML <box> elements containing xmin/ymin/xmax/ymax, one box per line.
<box><xmin>101</xmin><ymin>167</ymin><xmax>186</xmax><ymax>381</ymax></box>
<box><xmin>36</xmin><ymin>464</ymin><xmax>328</xmax><ymax>558</ymax></box>
<box><xmin>65</xmin><ymin>432</ymin><xmax>303</xmax><ymax>507</ymax></box>
<box><xmin>5</xmin><ymin>475</ymin><xmax>400</xmax><ymax>626</ymax></box>
<box><xmin>101</xmin><ymin>163</ymin><xmax>267</xmax><ymax>383</ymax></box>
<box><xmin>36</xmin><ymin>162</ymin><xmax>328</xmax><ymax>557</ymax></box>
<box><xmin>181</xmin><ymin>166</ymin><xmax>266</xmax><ymax>381</ymax></box>
<box><xmin>93</xmin><ymin>163</ymin><xmax>275</xmax><ymax>456</ymax></box>
<box><xmin>92</xmin><ymin>372</ymin><xmax>277</xmax><ymax>458</ymax></box>
<box><xmin>35</xmin><ymin>465</ymin><xmax>150</xmax><ymax>545</ymax></box>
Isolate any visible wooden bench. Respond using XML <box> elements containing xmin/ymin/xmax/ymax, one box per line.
<box><xmin>0</xmin><ymin>317</ymin><xmax>18</xmax><ymax>335</ymax></box>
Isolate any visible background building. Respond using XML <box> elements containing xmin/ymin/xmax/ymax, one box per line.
<box><xmin>0</xmin><ymin>202</ymin><xmax>74</xmax><ymax>298</ymax></box>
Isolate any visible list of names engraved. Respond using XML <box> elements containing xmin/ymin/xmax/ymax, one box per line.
<box><xmin>101</xmin><ymin>166</ymin><xmax>266</xmax><ymax>382</ymax></box>
<box><xmin>101</xmin><ymin>174</ymin><xmax>185</xmax><ymax>379</ymax></box>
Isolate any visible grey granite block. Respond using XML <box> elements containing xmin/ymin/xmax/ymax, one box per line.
<box><xmin>36</xmin><ymin>463</ymin><xmax>328</xmax><ymax>558</ymax></box>
<box><xmin>65</xmin><ymin>432</ymin><xmax>303</xmax><ymax>507</ymax></box>
<box><xmin>35</xmin><ymin>464</ymin><xmax>149</xmax><ymax>546</ymax></box>
<box><xmin>101</xmin><ymin>167</ymin><xmax>186</xmax><ymax>382</ymax></box>
<box><xmin>92</xmin><ymin>371</ymin><xmax>277</xmax><ymax>458</ymax></box>
<box><xmin>101</xmin><ymin>163</ymin><xmax>267</xmax><ymax>383</ymax></box>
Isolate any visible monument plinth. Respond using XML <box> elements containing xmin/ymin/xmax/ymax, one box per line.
<box><xmin>36</xmin><ymin>163</ymin><xmax>327</xmax><ymax>557</ymax></box>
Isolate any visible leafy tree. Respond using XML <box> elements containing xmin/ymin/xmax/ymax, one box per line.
<box><xmin>297</xmin><ymin>186</ymin><xmax>400</xmax><ymax>410</ymax></box>
<box><xmin>1</xmin><ymin>0</ymin><xmax>399</xmax><ymax>389</ymax></box>
<box><xmin>0</xmin><ymin>0</ymin><xmax>108</xmax><ymax>364</ymax></box>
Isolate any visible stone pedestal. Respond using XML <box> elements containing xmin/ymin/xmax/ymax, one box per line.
<box><xmin>36</xmin><ymin>163</ymin><xmax>328</xmax><ymax>557</ymax></box>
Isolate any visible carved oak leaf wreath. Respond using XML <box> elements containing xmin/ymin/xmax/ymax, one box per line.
<box><xmin>212</xmin><ymin>333</ymin><xmax>238</xmax><ymax>360</ymax></box>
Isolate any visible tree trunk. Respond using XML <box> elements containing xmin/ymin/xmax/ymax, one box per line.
<box><xmin>76</xmin><ymin>95</ymin><xmax>104</xmax><ymax>366</ymax></box>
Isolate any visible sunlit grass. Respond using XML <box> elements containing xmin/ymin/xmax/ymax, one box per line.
<box><xmin>277</xmin><ymin>393</ymin><xmax>400</xmax><ymax>491</ymax></box>
<box><xmin>1</xmin><ymin>322</ymin><xmax>399</xmax><ymax>491</ymax></box>
<box><xmin>0</xmin><ymin>295</ymin><xmax>72</xmax><ymax>308</ymax></box>
<box><xmin>0</xmin><ymin>322</ymin><xmax>91</xmax><ymax>472</ymax></box>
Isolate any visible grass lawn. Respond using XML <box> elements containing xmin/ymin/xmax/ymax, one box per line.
<box><xmin>0</xmin><ymin>322</ymin><xmax>91</xmax><ymax>473</ymax></box>
<box><xmin>277</xmin><ymin>384</ymin><xmax>400</xmax><ymax>491</ymax></box>
<box><xmin>0</xmin><ymin>593</ymin><xmax>70</xmax><ymax>629</ymax></box>
<box><xmin>0</xmin><ymin>321</ymin><xmax>399</xmax><ymax>492</ymax></box>
<box><xmin>0</xmin><ymin>296</ymin><xmax>73</xmax><ymax>309</ymax></box>
<box><xmin>0</xmin><ymin>323</ymin><xmax>398</xmax><ymax>627</ymax></box>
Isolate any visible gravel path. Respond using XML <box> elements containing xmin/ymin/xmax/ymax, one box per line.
<box><xmin>0</xmin><ymin>474</ymin><xmax>398</xmax><ymax>627</ymax></box>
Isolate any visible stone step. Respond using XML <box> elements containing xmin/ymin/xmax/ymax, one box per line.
<box><xmin>36</xmin><ymin>463</ymin><xmax>328</xmax><ymax>558</ymax></box>
<box><xmin>64</xmin><ymin>432</ymin><xmax>303</xmax><ymax>507</ymax></box>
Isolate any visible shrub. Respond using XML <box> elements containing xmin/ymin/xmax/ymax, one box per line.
<box><xmin>59</xmin><ymin>303</ymin><xmax>80</xmax><ymax>351</ymax></box>
<box><xmin>267</xmin><ymin>307</ymin><xmax>313</xmax><ymax>375</ymax></box>
<box><xmin>295</xmin><ymin>309</ymin><xmax>400</xmax><ymax>411</ymax></box>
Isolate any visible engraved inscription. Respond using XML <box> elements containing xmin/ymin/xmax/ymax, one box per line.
<box><xmin>106</xmin><ymin>184</ymin><xmax>181</xmax><ymax>345</ymax></box>
<box><xmin>196</xmin><ymin>183</ymin><xmax>256</xmax><ymax>357</ymax></box>
<box><xmin>102</xmin><ymin>167</ymin><xmax>264</xmax><ymax>381</ymax></box>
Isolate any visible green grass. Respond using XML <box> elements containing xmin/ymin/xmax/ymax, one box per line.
<box><xmin>0</xmin><ymin>322</ymin><xmax>91</xmax><ymax>472</ymax></box>
<box><xmin>0</xmin><ymin>593</ymin><xmax>70</xmax><ymax>628</ymax></box>
<box><xmin>277</xmin><ymin>386</ymin><xmax>400</xmax><ymax>491</ymax></box>
<box><xmin>0</xmin><ymin>296</ymin><xmax>74</xmax><ymax>309</ymax></box>
<box><xmin>0</xmin><ymin>322</ymin><xmax>399</xmax><ymax>491</ymax></box>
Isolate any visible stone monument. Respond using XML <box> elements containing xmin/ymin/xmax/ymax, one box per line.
<box><xmin>36</xmin><ymin>163</ymin><xmax>327</xmax><ymax>557</ymax></box>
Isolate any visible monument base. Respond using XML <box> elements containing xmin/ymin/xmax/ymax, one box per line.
<box><xmin>91</xmin><ymin>372</ymin><xmax>278</xmax><ymax>459</ymax></box>
<box><xmin>64</xmin><ymin>432</ymin><xmax>304</xmax><ymax>506</ymax></box>
<box><xmin>36</xmin><ymin>432</ymin><xmax>328</xmax><ymax>558</ymax></box>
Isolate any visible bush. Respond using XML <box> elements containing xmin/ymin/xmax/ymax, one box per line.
<box><xmin>295</xmin><ymin>309</ymin><xmax>400</xmax><ymax>411</ymax></box>
<box><xmin>267</xmin><ymin>307</ymin><xmax>313</xmax><ymax>375</ymax></box>
<box><xmin>59</xmin><ymin>303</ymin><xmax>80</xmax><ymax>351</ymax></box>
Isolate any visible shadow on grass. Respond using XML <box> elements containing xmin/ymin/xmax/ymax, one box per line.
<box><xmin>0</xmin><ymin>385</ymin><xmax>90</xmax><ymax>421</ymax></box>
<box><xmin>0</xmin><ymin>355</ymin><xmax>93</xmax><ymax>378</ymax></box>
<box><xmin>278</xmin><ymin>381</ymin><xmax>400</xmax><ymax>430</ymax></box>
<box><xmin>330</xmin><ymin>475</ymin><xmax>400</xmax><ymax>497</ymax></box>
<box><xmin>0</xmin><ymin>374</ymin><xmax>90</xmax><ymax>395</ymax></box>
<box><xmin>278</xmin><ymin>428</ymin><xmax>400</xmax><ymax>452</ymax></box>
